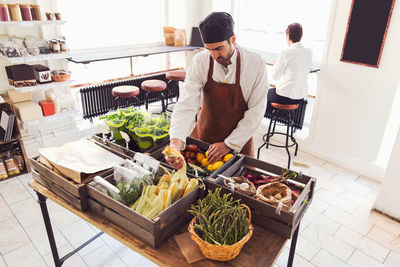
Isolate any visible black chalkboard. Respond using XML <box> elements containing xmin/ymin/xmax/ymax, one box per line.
<box><xmin>341</xmin><ymin>0</ymin><xmax>396</xmax><ymax>68</ymax></box>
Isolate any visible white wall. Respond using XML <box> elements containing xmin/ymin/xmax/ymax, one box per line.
<box><xmin>302</xmin><ymin>0</ymin><xmax>400</xmax><ymax>181</ymax></box>
<box><xmin>374</xmin><ymin>129</ymin><xmax>400</xmax><ymax>219</ymax></box>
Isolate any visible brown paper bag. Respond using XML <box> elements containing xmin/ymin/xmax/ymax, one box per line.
<box><xmin>163</xmin><ymin>26</ymin><xmax>176</xmax><ymax>46</ymax></box>
<box><xmin>174</xmin><ymin>29</ymin><xmax>186</xmax><ymax>47</ymax></box>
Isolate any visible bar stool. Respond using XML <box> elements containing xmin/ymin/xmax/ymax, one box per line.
<box><xmin>165</xmin><ymin>70</ymin><xmax>186</xmax><ymax>111</ymax></box>
<box><xmin>112</xmin><ymin>85</ymin><xmax>140</xmax><ymax>109</ymax></box>
<box><xmin>257</xmin><ymin>102</ymin><xmax>299</xmax><ymax>169</ymax></box>
<box><xmin>141</xmin><ymin>79</ymin><xmax>167</xmax><ymax>113</ymax></box>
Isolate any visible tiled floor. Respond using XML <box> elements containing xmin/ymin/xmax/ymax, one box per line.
<box><xmin>1</xmin><ymin>131</ymin><xmax>400</xmax><ymax>267</ymax></box>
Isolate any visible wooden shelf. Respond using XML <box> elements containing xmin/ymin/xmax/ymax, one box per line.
<box><xmin>68</xmin><ymin>42</ymin><xmax>201</xmax><ymax>64</ymax></box>
<box><xmin>0</xmin><ymin>53</ymin><xmax>71</xmax><ymax>64</ymax></box>
<box><xmin>0</xmin><ymin>20</ymin><xmax>66</xmax><ymax>27</ymax></box>
<box><xmin>0</xmin><ymin>169</ymin><xmax>29</xmax><ymax>182</ymax></box>
<box><xmin>22</xmin><ymin>110</ymin><xmax>80</xmax><ymax>128</ymax></box>
<box><xmin>10</xmin><ymin>80</ymin><xmax>74</xmax><ymax>92</ymax></box>
<box><xmin>0</xmin><ymin>95</ymin><xmax>31</xmax><ymax>173</ymax></box>
<box><xmin>0</xmin><ymin>137</ymin><xmax>20</xmax><ymax>146</ymax></box>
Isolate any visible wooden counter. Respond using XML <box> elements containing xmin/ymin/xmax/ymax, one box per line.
<box><xmin>29</xmin><ymin>180</ymin><xmax>288</xmax><ymax>267</ymax></box>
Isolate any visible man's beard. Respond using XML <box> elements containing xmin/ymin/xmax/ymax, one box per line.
<box><xmin>216</xmin><ymin>45</ymin><xmax>235</xmax><ymax>66</ymax></box>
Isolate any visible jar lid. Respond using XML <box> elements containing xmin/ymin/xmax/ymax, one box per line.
<box><xmin>30</xmin><ymin>4</ymin><xmax>40</xmax><ymax>8</ymax></box>
<box><xmin>7</xmin><ymin>4</ymin><xmax>20</xmax><ymax>7</ymax></box>
<box><xmin>20</xmin><ymin>4</ymin><xmax>31</xmax><ymax>8</ymax></box>
<box><xmin>0</xmin><ymin>4</ymin><xmax>7</xmax><ymax>7</ymax></box>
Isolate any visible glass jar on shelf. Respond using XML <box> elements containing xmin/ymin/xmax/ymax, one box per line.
<box><xmin>0</xmin><ymin>4</ymin><xmax>10</xmax><ymax>21</ymax></box>
<box><xmin>20</xmin><ymin>4</ymin><xmax>32</xmax><ymax>21</ymax></box>
<box><xmin>8</xmin><ymin>4</ymin><xmax>22</xmax><ymax>21</ymax></box>
<box><xmin>30</xmin><ymin>5</ymin><xmax>42</xmax><ymax>21</ymax></box>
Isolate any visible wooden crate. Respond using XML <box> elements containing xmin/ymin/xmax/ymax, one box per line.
<box><xmin>206</xmin><ymin>155</ymin><xmax>316</xmax><ymax>239</ymax></box>
<box><xmin>30</xmin><ymin>157</ymin><xmax>112</xmax><ymax>211</ymax></box>
<box><xmin>90</xmin><ymin>133</ymin><xmax>169</xmax><ymax>157</ymax></box>
<box><xmin>149</xmin><ymin>136</ymin><xmax>239</xmax><ymax>178</ymax></box>
<box><xmin>86</xmin><ymin>171</ymin><xmax>201</xmax><ymax>249</ymax></box>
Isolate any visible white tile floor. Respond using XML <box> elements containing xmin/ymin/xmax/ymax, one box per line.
<box><xmin>1</xmin><ymin>131</ymin><xmax>400</xmax><ymax>267</ymax></box>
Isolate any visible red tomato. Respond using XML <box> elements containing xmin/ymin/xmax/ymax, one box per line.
<box><xmin>187</xmin><ymin>144</ymin><xmax>199</xmax><ymax>152</ymax></box>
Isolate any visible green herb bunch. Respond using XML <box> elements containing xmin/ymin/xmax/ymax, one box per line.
<box><xmin>189</xmin><ymin>188</ymin><xmax>250</xmax><ymax>246</ymax></box>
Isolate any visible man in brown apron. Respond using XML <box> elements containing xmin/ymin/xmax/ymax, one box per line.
<box><xmin>167</xmin><ymin>12</ymin><xmax>268</xmax><ymax>169</ymax></box>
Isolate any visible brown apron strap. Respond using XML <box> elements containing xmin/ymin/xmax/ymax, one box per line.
<box><xmin>235</xmin><ymin>47</ymin><xmax>241</xmax><ymax>85</ymax></box>
<box><xmin>207</xmin><ymin>56</ymin><xmax>214</xmax><ymax>80</ymax></box>
<box><xmin>233</xmin><ymin>47</ymin><xmax>242</xmax><ymax>110</ymax></box>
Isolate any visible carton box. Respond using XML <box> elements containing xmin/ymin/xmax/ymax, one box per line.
<box><xmin>7</xmin><ymin>90</ymin><xmax>32</xmax><ymax>103</ymax></box>
<box><xmin>14</xmin><ymin>101</ymin><xmax>43</xmax><ymax>122</ymax></box>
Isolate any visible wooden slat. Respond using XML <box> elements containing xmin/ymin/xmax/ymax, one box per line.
<box><xmin>30</xmin><ymin>158</ymin><xmax>82</xmax><ymax>197</ymax></box>
<box><xmin>88</xmin><ymin>198</ymin><xmax>157</xmax><ymax>247</ymax></box>
<box><xmin>89</xmin><ymin>137</ymin><xmax>134</xmax><ymax>160</ymax></box>
<box><xmin>32</xmin><ymin>172</ymin><xmax>86</xmax><ymax>210</ymax></box>
<box><xmin>87</xmin><ymin>181</ymin><xmax>156</xmax><ymax>234</ymax></box>
<box><xmin>206</xmin><ymin>155</ymin><xmax>316</xmax><ymax>237</ymax></box>
<box><xmin>29</xmin><ymin>180</ymin><xmax>287</xmax><ymax>267</ymax></box>
<box><xmin>252</xmin><ymin>213</ymin><xmax>292</xmax><ymax>239</ymax></box>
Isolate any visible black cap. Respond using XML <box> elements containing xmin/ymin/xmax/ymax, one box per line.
<box><xmin>199</xmin><ymin>12</ymin><xmax>234</xmax><ymax>44</ymax></box>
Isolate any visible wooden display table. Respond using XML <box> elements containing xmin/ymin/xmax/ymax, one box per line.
<box><xmin>29</xmin><ymin>181</ymin><xmax>299</xmax><ymax>267</ymax></box>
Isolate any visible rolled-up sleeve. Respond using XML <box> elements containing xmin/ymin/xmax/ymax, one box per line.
<box><xmin>170</xmin><ymin>55</ymin><xmax>205</xmax><ymax>143</ymax></box>
<box><xmin>224</xmin><ymin>60</ymin><xmax>269</xmax><ymax>151</ymax></box>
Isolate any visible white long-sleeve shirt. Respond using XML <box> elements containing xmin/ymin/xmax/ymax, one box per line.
<box><xmin>271</xmin><ymin>42</ymin><xmax>312</xmax><ymax>100</ymax></box>
<box><xmin>170</xmin><ymin>45</ymin><xmax>269</xmax><ymax>152</ymax></box>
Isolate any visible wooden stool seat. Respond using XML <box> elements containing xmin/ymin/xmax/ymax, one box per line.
<box><xmin>112</xmin><ymin>85</ymin><xmax>140</xmax><ymax>98</ymax></box>
<box><xmin>166</xmin><ymin>70</ymin><xmax>186</xmax><ymax>82</ymax></box>
<box><xmin>141</xmin><ymin>80</ymin><xmax>167</xmax><ymax>92</ymax></box>
<box><xmin>271</xmin><ymin>102</ymin><xmax>299</xmax><ymax>110</ymax></box>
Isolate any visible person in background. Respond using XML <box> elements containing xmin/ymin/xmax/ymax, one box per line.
<box><xmin>267</xmin><ymin>23</ymin><xmax>312</xmax><ymax>109</ymax></box>
<box><xmin>167</xmin><ymin>12</ymin><xmax>269</xmax><ymax>169</ymax></box>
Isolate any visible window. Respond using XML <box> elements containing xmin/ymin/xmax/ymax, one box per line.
<box><xmin>58</xmin><ymin>0</ymin><xmax>164</xmax><ymax>50</ymax></box>
<box><xmin>233</xmin><ymin>0</ymin><xmax>332</xmax><ymax>65</ymax></box>
<box><xmin>220</xmin><ymin>0</ymin><xmax>333</xmax><ymax>132</ymax></box>
<box><xmin>58</xmin><ymin>0</ymin><xmax>166</xmax><ymax>84</ymax></box>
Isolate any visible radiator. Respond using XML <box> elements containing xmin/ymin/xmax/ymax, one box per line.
<box><xmin>264</xmin><ymin>99</ymin><xmax>308</xmax><ymax>130</ymax></box>
<box><xmin>80</xmin><ymin>73</ymin><xmax>179</xmax><ymax>119</ymax></box>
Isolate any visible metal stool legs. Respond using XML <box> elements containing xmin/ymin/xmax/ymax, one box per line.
<box><xmin>144</xmin><ymin>91</ymin><xmax>167</xmax><ymax>113</ymax></box>
<box><xmin>165</xmin><ymin>80</ymin><xmax>180</xmax><ymax>112</ymax></box>
<box><xmin>257</xmin><ymin>108</ymin><xmax>299</xmax><ymax>169</ymax></box>
<box><xmin>114</xmin><ymin>96</ymin><xmax>140</xmax><ymax>110</ymax></box>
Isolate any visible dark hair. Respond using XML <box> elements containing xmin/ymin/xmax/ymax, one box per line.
<box><xmin>286</xmin><ymin>23</ymin><xmax>303</xmax><ymax>43</ymax></box>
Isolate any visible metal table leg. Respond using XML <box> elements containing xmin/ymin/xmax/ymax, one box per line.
<box><xmin>287</xmin><ymin>223</ymin><xmax>300</xmax><ymax>267</ymax></box>
<box><xmin>36</xmin><ymin>191</ymin><xmax>104</xmax><ymax>266</ymax></box>
<box><xmin>36</xmin><ymin>192</ymin><xmax>62</xmax><ymax>267</ymax></box>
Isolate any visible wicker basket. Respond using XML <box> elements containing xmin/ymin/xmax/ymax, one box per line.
<box><xmin>188</xmin><ymin>204</ymin><xmax>253</xmax><ymax>261</ymax></box>
<box><xmin>256</xmin><ymin>182</ymin><xmax>292</xmax><ymax>211</ymax></box>
<box><xmin>51</xmin><ymin>72</ymin><xmax>71</xmax><ymax>82</ymax></box>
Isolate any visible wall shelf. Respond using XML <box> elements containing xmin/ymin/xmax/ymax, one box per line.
<box><xmin>10</xmin><ymin>80</ymin><xmax>74</xmax><ymax>92</ymax></box>
<box><xmin>0</xmin><ymin>53</ymin><xmax>71</xmax><ymax>64</ymax></box>
<box><xmin>22</xmin><ymin>109</ymin><xmax>80</xmax><ymax>128</ymax></box>
<box><xmin>0</xmin><ymin>20</ymin><xmax>66</xmax><ymax>27</ymax></box>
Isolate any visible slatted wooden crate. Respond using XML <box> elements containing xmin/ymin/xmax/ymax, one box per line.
<box><xmin>206</xmin><ymin>155</ymin><xmax>316</xmax><ymax>238</ymax></box>
<box><xmin>30</xmin><ymin>157</ymin><xmax>112</xmax><ymax>211</ymax></box>
<box><xmin>149</xmin><ymin>136</ymin><xmax>240</xmax><ymax>178</ymax></box>
<box><xmin>90</xmin><ymin>133</ymin><xmax>169</xmax><ymax>158</ymax></box>
<box><xmin>86</xmin><ymin>171</ymin><xmax>201</xmax><ymax>248</ymax></box>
